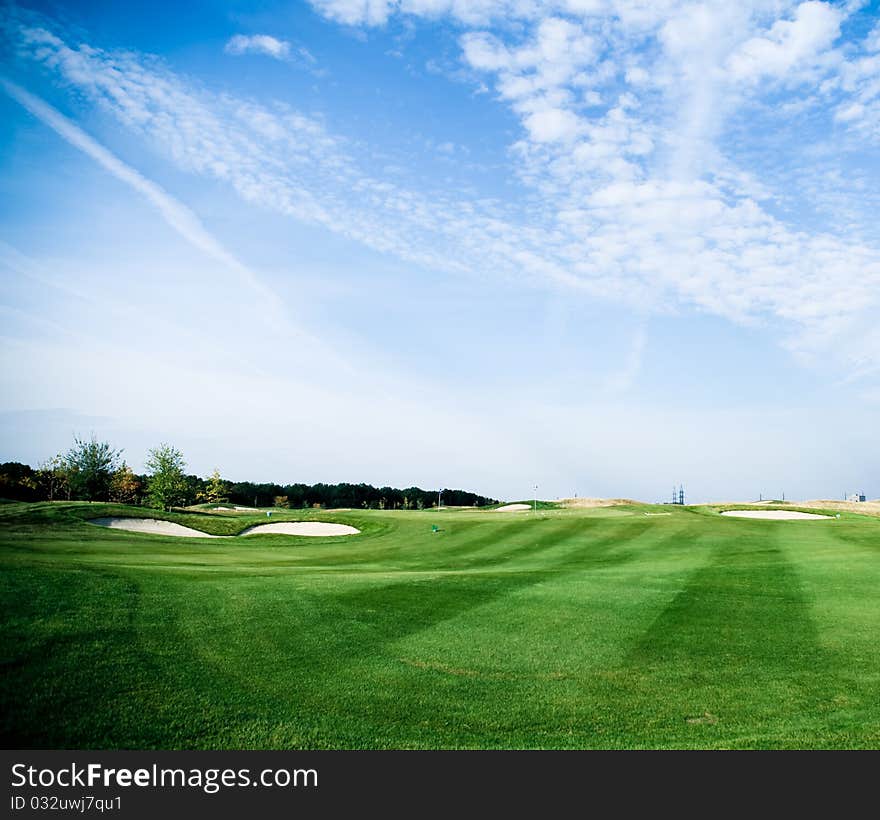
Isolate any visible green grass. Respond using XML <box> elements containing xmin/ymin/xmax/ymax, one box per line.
<box><xmin>1</xmin><ymin>500</ymin><xmax>878</xmax><ymax>749</ymax></box>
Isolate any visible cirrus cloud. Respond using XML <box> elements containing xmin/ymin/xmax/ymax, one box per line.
<box><xmin>224</xmin><ymin>34</ymin><xmax>292</xmax><ymax>60</ymax></box>
<box><xmin>6</xmin><ymin>3</ymin><xmax>880</xmax><ymax>384</ymax></box>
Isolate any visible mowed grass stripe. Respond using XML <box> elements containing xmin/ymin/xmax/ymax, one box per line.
<box><xmin>775</xmin><ymin>520</ymin><xmax>880</xmax><ymax>744</ymax></box>
<box><xmin>435</xmin><ymin>515</ymin><xmax>635</xmax><ymax>570</ymax></box>
<box><xmin>0</xmin><ymin>567</ymin><xmax>246</xmax><ymax>748</ymax></box>
<box><xmin>597</xmin><ymin>523</ymin><xmax>858</xmax><ymax>748</ymax></box>
<box><xmin>142</xmin><ymin>523</ymin><xmax>715</xmax><ymax>747</ymax></box>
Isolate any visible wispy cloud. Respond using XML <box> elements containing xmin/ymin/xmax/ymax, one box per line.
<box><xmin>726</xmin><ymin>2</ymin><xmax>843</xmax><ymax>82</ymax></box>
<box><xmin>310</xmin><ymin>0</ymin><xmax>397</xmax><ymax>27</ymax></box>
<box><xmin>224</xmin><ymin>34</ymin><xmax>292</xmax><ymax>61</ymax></box>
<box><xmin>8</xmin><ymin>6</ymin><xmax>880</xmax><ymax>382</ymax></box>
<box><xmin>305</xmin><ymin>1</ymin><xmax>880</xmax><ymax>379</ymax></box>
<box><xmin>604</xmin><ymin>326</ymin><xmax>647</xmax><ymax>396</ymax></box>
<box><xmin>0</xmin><ymin>73</ymin><xmax>350</xmax><ymax>371</ymax></box>
<box><xmin>829</xmin><ymin>20</ymin><xmax>880</xmax><ymax>141</ymax></box>
<box><xmin>0</xmin><ymin>76</ymin><xmax>277</xmax><ymax>305</ymax></box>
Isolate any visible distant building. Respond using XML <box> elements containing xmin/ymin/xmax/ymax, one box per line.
<box><xmin>847</xmin><ymin>493</ymin><xmax>867</xmax><ymax>503</ymax></box>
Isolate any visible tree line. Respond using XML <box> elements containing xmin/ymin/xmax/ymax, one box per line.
<box><xmin>0</xmin><ymin>436</ymin><xmax>497</xmax><ymax>511</ymax></box>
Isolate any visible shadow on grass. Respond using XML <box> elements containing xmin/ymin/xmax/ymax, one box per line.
<box><xmin>0</xmin><ymin>567</ymin><xmax>256</xmax><ymax>748</ymax></box>
<box><xmin>601</xmin><ymin>529</ymin><xmax>849</xmax><ymax>746</ymax></box>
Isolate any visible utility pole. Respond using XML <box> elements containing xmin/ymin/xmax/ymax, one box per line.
<box><xmin>534</xmin><ymin>485</ymin><xmax>538</xmax><ymax>513</ymax></box>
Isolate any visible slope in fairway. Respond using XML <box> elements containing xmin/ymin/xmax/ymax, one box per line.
<box><xmin>1</xmin><ymin>502</ymin><xmax>878</xmax><ymax>749</ymax></box>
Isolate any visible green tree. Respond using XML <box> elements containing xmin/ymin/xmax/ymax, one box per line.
<box><xmin>201</xmin><ymin>468</ymin><xmax>229</xmax><ymax>504</ymax></box>
<box><xmin>0</xmin><ymin>462</ymin><xmax>39</xmax><ymax>501</ymax></box>
<box><xmin>145</xmin><ymin>444</ymin><xmax>188</xmax><ymax>511</ymax></box>
<box><xmin>65</xmin><ymin>435</ymin><xmax>122</xmax><ymax>501</ymax></box>
<box><xmin>109</xmin><ymin>463</ymin><xmax>142</xmax><ymax>505</ymax></box>
<box><xmin>36</xmin><ymin>454</ymin><xmax>72</xmax><ymax>501</ymax></box>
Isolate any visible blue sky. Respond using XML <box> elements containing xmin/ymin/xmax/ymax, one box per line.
<box><xmin>1</xmin><ymin>0</ymin><xmax>878</xmax><ymax>502</ymax></box>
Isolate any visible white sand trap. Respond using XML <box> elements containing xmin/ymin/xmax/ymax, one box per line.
<box><xmin>495</xmin><ymin>504</ymin><xmax>532</xmax><ymax>512</ymax></box>
<box><xmin>720</xmin><ymin>510</ymin><xmax>831</xmax><ymax>521</ymax></box>
<box><xmin>89</xmin><ymin>517</ymin><xmax>221</xmax><ymax>538</ymax></box>
<box><xmin>89</xmin><ymin>518</ymin><xmax>359</xmax><ymax>538</ymax></box>
<box><xmin>240</xmin><ymin>522</ymin><xmax>360</xmax><ymax>537</ymax></box>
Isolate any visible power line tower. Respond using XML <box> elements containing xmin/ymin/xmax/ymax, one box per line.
<box><xmin>678</xmin><ymin>485</ymin><xmax>685</xmax><ymax>506</ymax></box>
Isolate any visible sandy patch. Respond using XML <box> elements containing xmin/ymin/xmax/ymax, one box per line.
<box><xmin>720</xmin><ymin>510</ymin><xmax>831</xmax><ymax>521</ymax></box>
<box><xmin>699</xmin><ymin>499</ymin><xmax>879</xmax><ymax>517</ymax></box>
<box><xmin>241</xmin><ymin>522</ymin><xmax>360</xmax><ymax>536</ymax></box>
<box><xmin>495</xmin><ymin>504</ymin><xmax>532</xmax><ymax>512</ymax></box>
<box><xmin>89</xmin><ymin>517</ymin><xmax>221</xmax><ymax>538</ymax></box>
<box><xmin>796</xmin><ymin>499</ymin><xmax>880</xmax><ymax>516</ymax></box>
<box><xmin>686</xmin><ymin>711</ymin><xmax>719</xmax><ymax>725</ymax></box>
<box><xmin>558</xmin><ymin>497</ymin><xmax>638</xmax><ymax>508</ymax></box>
<box><xmin>89</xmin><ymin>518</ymin><xmax>359</xmax><ymax>538</ymax></box>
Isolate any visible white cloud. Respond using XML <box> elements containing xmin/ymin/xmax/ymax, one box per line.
<box><xmin>523</xmin><ymin>107</ymin><xmax>582</xmax><ymax>142</ymax></box>
<box><xmin>835</xmin><ymin>101</ymin><xmax>865</xmax><ymax>121</ymax></box>
<box><xmin>309</xmin><ymin>0</ymin><xmax>397</xmax><ymax>26</ymax></box>
<box><xmin>0</xmin><ymin>76</ymin><xmax>340</xmax><ymax>366</ymax></box>
<box><xmin>868</xmin><ymin>21</ymin><xmax>880</xmax><ymax>54</ymax></box>
<box><xmin>224</xmin><ymin>34</ymin><xmax>292</xmax><ymax>60</ymax></box>
<box><xmin>0</xmin><ymin>78</ymin><xmax>265</xmax><ymax>296</ymax></box>
<box><xmin>8</xmin><ymin>7</ymin><xmax>880</xmax><ymax>383</ymax></box>
<box><xmin>310</xmin><ymin>0</ymin><xmax>602</xmax><ymax>28</ymax></box>
<box><xmin>827</xmin><ymin>21</ymin><xmax>880</xmax><ymax>141</ymax></box>
<box><xmin>726</xmin><ymin>1</ymin><xmax>843</xmax><ymax>82</ymax></box>
<box><xmin>462</xmin><ymin>17</ymin><xmax>597</xmax><ymax>90</ymax></box>
<box><xmin>461</xmin><ymin>18</ymin><xmax>598</xmax><ymax>142</ymax></box>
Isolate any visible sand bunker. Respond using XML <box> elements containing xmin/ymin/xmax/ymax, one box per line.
<box><xmin>89</xmin><ymin>517</ymin><xmax>221</xmax><ymax>538</ymax></box>
<box><xmin>89</xmin><ymin>518</ymin><xmax>359</xmax><ymax>538</ymax></box>
<box><xmin>495</xmin><ymin>504</ymin><xmax>532</xmax><ymax>512</ymax></box>
<box><xmin>240</xmin><ymin>522</ymin><xmax>359</xmax><ymax>537</ymax></box>
<box><xmin>720</xmin><ymin>510</ymin><xmax>831</xmax><ymax>521</ymax></box>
